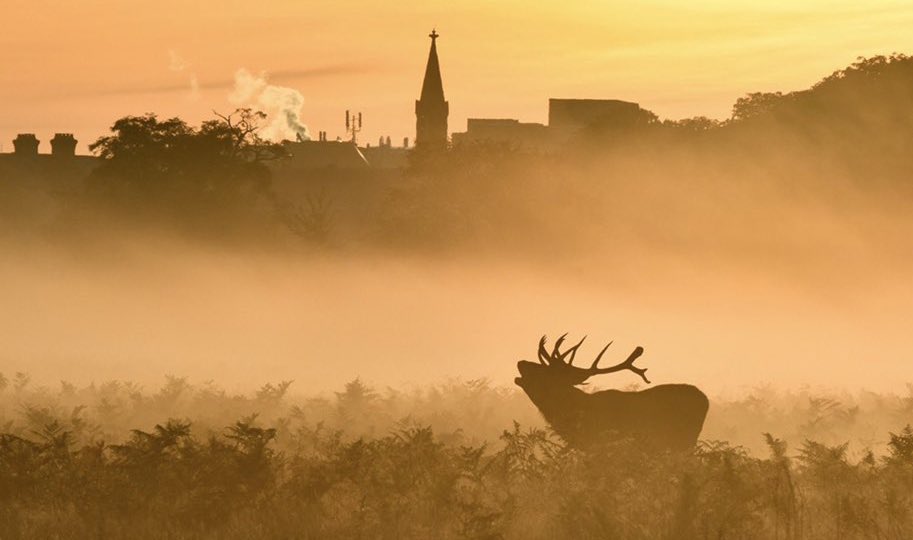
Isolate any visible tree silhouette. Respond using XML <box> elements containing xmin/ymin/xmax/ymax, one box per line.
<box><xmin>87</xmin><ymin>109</ymin><xmax>287</xmax><ymax>221</ymax></box>
<box><xmin>730</xmin><ymin>92</ymin><xmax>787</xmax><ymax>122</ymax></box>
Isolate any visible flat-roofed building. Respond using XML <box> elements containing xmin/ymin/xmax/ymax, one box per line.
<box><xmin>548</xmin><ymin>98</ymin><xmax>655</xmax><ymax>137</ymax></box>
<box><xmin>452</xmin><ymin>119</ymin><xmax>550</xmax><ymax>151</ymax></box>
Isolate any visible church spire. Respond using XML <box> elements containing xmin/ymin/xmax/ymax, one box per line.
<box><xmin>420</xmin><ymin>29</ymin><xmax>445</xmax><ymax>102</ymax></box>
<box><xmin>415</xmin><ymin>29</ymin><xmax>449</xmax><ymax>150</ymax></box>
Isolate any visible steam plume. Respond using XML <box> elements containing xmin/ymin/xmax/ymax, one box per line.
<box><xmin>229</xmin><ymin>68</ymin><xmax>310</xmax><ymax>142</ymax></box>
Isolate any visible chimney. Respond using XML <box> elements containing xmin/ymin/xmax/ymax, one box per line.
<box><xmin>51</xmin><ymin>133</ymin><xmax>78</xmax><ymax>157</ymax></box>
<box><xmin>13</xmin><ymin>134</ymin><xmax>40</xmax><ymax>156</ymax></box>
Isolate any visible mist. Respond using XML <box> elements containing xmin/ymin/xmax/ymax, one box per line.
<box><xmin>4</xmin><ymin>59</ymin><xmax>913</xmax><ymax>395</ymax></box>
<box><xmin>1</xmin><ymin>197</ymin><xmax>910</xmax><ymax>396</ymax></box>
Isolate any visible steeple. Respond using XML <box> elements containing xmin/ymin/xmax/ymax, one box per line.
<box><xmin>420</xmin><ymin>29</ymin><xmax>445</xmax><ymax>103</ymax></box>
<box><xmin>415</xmin><ymin>29</ymin><xmax>449</xmax><ymax>150</ymax></box>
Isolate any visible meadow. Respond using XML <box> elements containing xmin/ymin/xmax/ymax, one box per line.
<box><xmin>2</xmin><ymin>374</ymin><xmax>912</xmax><ymax>539</ymax></box>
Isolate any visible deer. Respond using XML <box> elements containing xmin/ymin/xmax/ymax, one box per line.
<box><xmin>515</xmin><ymin>334</ymin><xmax>708</xmax><ymax>451</ymax></box>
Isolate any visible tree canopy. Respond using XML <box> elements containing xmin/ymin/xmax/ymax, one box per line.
<box><xmin>88</xmin><ymin>109</ymin><xmax>286</xmax><ymax>205</ymax></box>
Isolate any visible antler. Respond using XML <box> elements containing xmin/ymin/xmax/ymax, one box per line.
<box><xmin>538</xmin><ymin>335</ymin><xmax>651</xmax><ymax>384</ymax></box>
<box><xmin>537</xmin><ymin>336</ymin><xmax>551</xmax><ymax>365</ymax></box>
<box><xmin>589</xmin><ymin>344</ymin><xmax>650</xmax><ymax>384</ymax></box>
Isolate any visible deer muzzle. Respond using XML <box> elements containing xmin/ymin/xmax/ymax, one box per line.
<box><xmin>515</xmin><ymin>360</ymin><xmax>541</xmax><ymax>387</ymax></box>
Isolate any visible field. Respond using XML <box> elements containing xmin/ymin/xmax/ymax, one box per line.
<box><xmin>2</xmin><ymin>375</ymin><xmax>912</xmax><ymax>539</ymax></box>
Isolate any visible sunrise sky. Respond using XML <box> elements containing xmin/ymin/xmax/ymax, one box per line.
<box><xmin>2</xmin><ymin>0</ymin><xmax>913</xmax><ymax>153</ymax></box>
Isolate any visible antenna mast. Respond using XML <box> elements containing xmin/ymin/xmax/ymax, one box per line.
<box><xmin>345</xmin><ymin>109</ymin><xmax>363</xmax><ymax>144</ymax></box>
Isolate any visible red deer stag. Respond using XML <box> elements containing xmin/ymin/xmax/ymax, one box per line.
<box><xmin>515</xmin><ymin>334</ymin><xmax>708</xmax><ymax>451</ymax></box>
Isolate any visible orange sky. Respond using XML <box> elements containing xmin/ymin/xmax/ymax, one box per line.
<box><xmin>2</xmin><ymin>0</ymin><xmax>913</xmax><ymax>153</ymax></box>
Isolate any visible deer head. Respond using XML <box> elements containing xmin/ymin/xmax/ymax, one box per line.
<box><xmin>515</xmin><ymin>334</ymin><xmax>650</xmax><ymax>391</ymax></box>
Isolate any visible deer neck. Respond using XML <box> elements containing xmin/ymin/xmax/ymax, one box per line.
<box><xmin>524</xmin><ymin>384</ymin><xmax>589</xmax><ymax>436</ymax></box>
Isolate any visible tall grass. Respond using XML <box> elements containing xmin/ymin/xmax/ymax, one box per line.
<box><xmin>2</xmin><ymin>374</ymin><xmax>912</xmax><ymax>538</ymax></box>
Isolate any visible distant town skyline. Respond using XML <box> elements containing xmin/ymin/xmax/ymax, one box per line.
<box><xmin>3</xmin><ymin>0</ymin><xmax>913</xmax><ymax>153</ymax></box>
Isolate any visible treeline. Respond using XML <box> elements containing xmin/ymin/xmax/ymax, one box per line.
<box><xmin>2</xmin><ymin>376</ymin><xmax>913</xmax><ymax>538</ymax></box>
<box><xmin>3</xmin><ymin>54</ymin><xmax>913</xmax><ymax>260</ymax></box>
<box><xmin>592</xmin><ymin>53</ymin><xmax>913</xmax><ymax>138</ymax></box>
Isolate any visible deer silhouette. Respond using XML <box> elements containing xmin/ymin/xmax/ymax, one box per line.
<box><xmin>515</xmin><ymin>334</ymin><xmax>708</xmax><ymax>451</ymax></box>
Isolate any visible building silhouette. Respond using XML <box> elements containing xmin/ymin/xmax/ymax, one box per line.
<box><xmin>9</xmin><ymin>132</ymin><xmax>81</xmax><ymax>158</ymax></box>
<box><xmin>280</xmin><ymin>139</ymin><xmax>370</xmax><ymax>170</ymax></box>
<box><xmin>414</xmin><ymin>29</ymin><xmax>449</xmax><ymax>151</ymax></box>
<box><xmin>548</xmin><ymin>98</ymin><xmax>654</xmax><ymax>136</ymax></box>
<box><xmin>451</xmin><ymin>119</ymin><xmax>551</xmax><ymax>151</ymax></box>
<box><xmin>1</xmin><ymin>132</ymin><xmax>97</xmax><ymax>189</ymax></box>
<box><xmin>2</xmin><ymin>29</ymin><xmax>660</xmax><ymax>172</ymax></box>
<box><xmin>451</xmin><ymin>99</ymin><xmax>656</xmax><ymax>151</ymax></box>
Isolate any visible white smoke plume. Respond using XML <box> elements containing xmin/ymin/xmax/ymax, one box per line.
<box><xmin>229</xmin><ymin>69</ymin><xmax>310</xmax><ymax>142</ymax></box>
<box><xmin>168</xmin><ymin>49</ymin><xmax>200</xmax><ymax>101</ymax></box>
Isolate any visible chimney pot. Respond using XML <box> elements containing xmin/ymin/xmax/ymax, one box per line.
<box><xmin>13</xmin><ymin>133</ymin><xmax>40</xmax><ymax>156</ymax></box>
<box><xmin>50</xmin><ymin>133</ymin><xmax>77</xmax><ymax>157</ymax></box>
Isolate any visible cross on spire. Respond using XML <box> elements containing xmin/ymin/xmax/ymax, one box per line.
<box><xmin>419</xmin><ymin>29</ymin><xmax>444</xmax><ymax>103</ymax></box>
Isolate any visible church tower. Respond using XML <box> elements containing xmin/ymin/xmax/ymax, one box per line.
<box><xmin>415</xmin><ymin>29</ymin><xmax>449</xmax><ymax>151</ymax></box>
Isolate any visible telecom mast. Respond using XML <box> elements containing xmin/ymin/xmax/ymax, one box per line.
<box><xmin>345</xmin><ymin>110</ymin><xmax>363</xmax><ymax>144</ymax></box>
